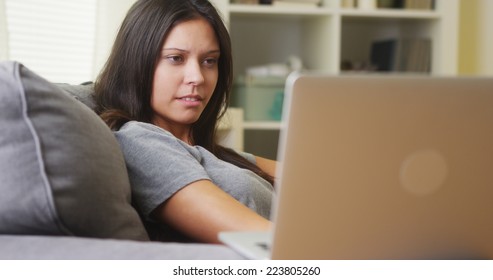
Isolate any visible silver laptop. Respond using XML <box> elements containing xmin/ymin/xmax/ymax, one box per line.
<box><xmin>219</xmin><ymin>73</ymin><xmax>493</xmax><ymax>260</ymax></box>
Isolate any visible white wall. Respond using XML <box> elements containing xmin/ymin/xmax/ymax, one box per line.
<box><xmin>92</xmin><ymin>0</ymin><xmax>135</xmax><ymax>78</ymax></box>
<box><xmin>477</xmin><ymin>0</ymin><xmax>493</xmax><ymax>75</ymax></box>
<box><xmin>459</xmin><ymin>0</ymin><xmax>493</xmax><ymax>76</ymax></box>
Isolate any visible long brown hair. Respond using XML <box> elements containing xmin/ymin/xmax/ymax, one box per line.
<box><xmin>94</xmin><ymin>0</ymin><xmax>274</xmax><ymax>185</ymax></box>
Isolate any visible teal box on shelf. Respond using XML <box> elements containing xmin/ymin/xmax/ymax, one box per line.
<box><xmin>231</xmin><ymin>76</ymin><xmax>285</xmax><ymax>121</ymax></box>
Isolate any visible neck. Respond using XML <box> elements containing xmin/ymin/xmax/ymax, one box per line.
<box><xmin>169</xmin><ymin>126</ymin><xmax>193</xmax><ymax>145</ymax></box>
<box><xmin>152</xmin><ymin>120</ymin><xmax>193</xmax><ymax>145</ymax></box>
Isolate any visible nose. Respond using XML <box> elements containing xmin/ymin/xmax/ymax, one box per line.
<box><xmin>184</xmin><ymin>60</ymin><xmax>205</xmax><ymax>86</ymax></box>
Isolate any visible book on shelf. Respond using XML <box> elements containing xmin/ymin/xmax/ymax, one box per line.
<box><xmin>234</xmin><ymin>0</ymin><xmax>322</xmax><ymax>7</ymax></box>
<box><xmin>271</xmin><ymin>0</ymin><xmax>321</xmax><ymax>8</ymax></box>
<box><xmin>405</xmin><ymin>0</ymin><xmax>434</xmax><ymax>10</ymax></box>
<box><xmin>272</xmin><ymin>0</ymin><xmax>320</xmax><ymax>3</ymax></box>
<box><xmin>370</xmin><ymin>38</ymin><xmax>431</xmax><ymax>73</ymax></box>
<box><xmin>341</xmin><ymin>0</ymin><xmax>357</xmax><ymax>8</ymax></box>
<box><xmin>231</xmin><ymin>0</ymin><xmax>260</xmax><ymax>4</ymax></box>
<box><xmin>369</xmin><ymin>40</ymin><xmax>398</xmax><ymax>71</ymax></box>
<box><xmin>376</xmin><ymin>0</ymin><xmax>434</xmax><ymax>10</ymax></box>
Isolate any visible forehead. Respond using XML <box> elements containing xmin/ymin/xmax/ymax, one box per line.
<box><xmin>162</xmin><ymin>18</ymin><xmax>219</xmax><ymax>50</ymax></box>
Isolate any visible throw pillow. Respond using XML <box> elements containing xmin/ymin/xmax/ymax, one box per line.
<box><xmin>0</xmin><ymin>61</ymin><xmax>149</xmax><ymax>241</ymax></box>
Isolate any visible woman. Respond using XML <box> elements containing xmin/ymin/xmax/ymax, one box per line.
<box><xmin>94</xmin><ymin>0</ymin><xmax>276</xmax><ymax>243</ymax></box>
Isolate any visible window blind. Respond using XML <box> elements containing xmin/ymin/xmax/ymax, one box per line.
<box><xmin>0</xmin><ymin>0</ymin><xmax>9</xmax><ymax>60</ymax></box>
<box><xmin>5</xmin><ymin>0</ymin><xmax>97</xmax><ymax>84</ymax></box>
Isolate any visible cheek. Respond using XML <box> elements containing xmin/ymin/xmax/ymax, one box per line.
<box><xmin>206</xmin><ymin>70</ymin><xmax>219</xmax><ymax>94</ymax></box>
<box><xmin>152</xmin><ymin>66</ymin><xmax>175</xmax><ymax>102</ymax></box>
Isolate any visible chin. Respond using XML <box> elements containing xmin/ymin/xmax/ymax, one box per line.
<box><xmin>184</xmin><ymin>117</ymin><xmax>201</xmax><ymax>125</ymax></box>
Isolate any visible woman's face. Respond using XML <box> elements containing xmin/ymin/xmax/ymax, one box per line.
<box><xmin>151</xmin><ymin>18</ymin><xmax>220</xmax><ymax>136</ymax></box>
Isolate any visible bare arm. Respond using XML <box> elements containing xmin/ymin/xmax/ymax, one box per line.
<box><xmin>152</xmin><ymin>179</ymin><xmax>272</xmax><ymax>244</ymax></box>
<box><xmin>255</xmin><ymin>156</ymin><xmax>278</xmax><ymax>178</ymax></box>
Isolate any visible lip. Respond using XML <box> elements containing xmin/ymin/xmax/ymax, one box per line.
<box><xmin>176</xmin><ymin>94</ymin><xmax>204</xmax><ymax>106</ymax></box>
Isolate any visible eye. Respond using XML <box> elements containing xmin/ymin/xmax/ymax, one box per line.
<box><xmin>166</xmin><ymin>55</ymin><xmax>184</xmax><ymax>64</ymax></box>
<box><xmin>202</xmin><ymin>57</ymin><xmax>218</xmax><ymax>68</ymax></box>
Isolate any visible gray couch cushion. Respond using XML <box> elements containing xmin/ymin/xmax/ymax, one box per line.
<box><xmin>0</xmin><ymin>61</ymin><xmax>148</xmax><ymax>241</ymax></box>
<box><xmin>0</xmin><ymin>235</ymin><xmax>244</xmax><ymax>260</ymax></box>
<box><xmin>56</xmin><ymin>83</ymin><xmax>96</xmax><ymax>110</ymax></box>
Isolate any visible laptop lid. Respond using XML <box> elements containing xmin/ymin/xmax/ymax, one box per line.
<box><xmin>269</xmin><ymin>74</ymin><xmax>493</xmax><ymax>259</ymax></box>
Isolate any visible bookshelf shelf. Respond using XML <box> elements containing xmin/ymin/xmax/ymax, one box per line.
<box><xmin>210</xmin><ymin>0</ymin><xmax>459</xmax><ymax>158</ymax></box>
<box><xmin>229</xmin><ymin>4</ymin><xmax>333</xmax><ymax>15</ymax></box>
<box><xmin>243</xmin><ymin>121</ymin><xmax>282</xmax><ymax>130</ymax></box>
<box><xmin>340</xmin><ymin>9</ymin><xmax>441</xmax><ymax>19</ymax></box>
<box><xmin>213</xmin><ymin>0</ymin><xmax>458</xmax><ymax>76</ymax></box>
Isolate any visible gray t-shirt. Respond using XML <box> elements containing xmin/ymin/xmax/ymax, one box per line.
<box><xmin>114</xmin><ymin>121</ymin><xmax>274</xmax><ymax>222</ymax></box>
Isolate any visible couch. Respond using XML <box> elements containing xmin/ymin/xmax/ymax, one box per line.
<box><xmin>0</xmin><ymin>61</ymin><xmax>244</xmax><ymax>259</ymax></box>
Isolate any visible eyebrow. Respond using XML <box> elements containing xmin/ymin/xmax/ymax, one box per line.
<box><xmin>162</xmin><ymin>47</ymin><xmax>220</xmax><ymax>55</ymax></box>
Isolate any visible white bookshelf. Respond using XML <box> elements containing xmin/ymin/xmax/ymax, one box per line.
<box><xmin>211</xmin><ymin>0</ymin><xmax>459</xmax><ymax>157</ymax></box>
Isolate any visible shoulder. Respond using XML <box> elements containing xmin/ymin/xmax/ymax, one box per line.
<box><xmin>114</xmin><ymin>121</ymin><xmax>197</xmax><ymax>159</ymax></box>
<box><xmin>114</xmin><ymin>121</ymin><xmax>178</xmax><ymax>147</ymax></box>
<box><xmin>116</xmin><ymin>121</ymin><xmax>171</xmax><ymax>138</ymax></box>
<box><xmin>236</xmin><ymin>151</ymin><xmax>257</xmax><ymax>164</ymax></box>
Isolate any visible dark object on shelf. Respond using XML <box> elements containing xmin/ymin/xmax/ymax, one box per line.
<box><xmin>370</xmin><ymin>38</ymin><xmax>432</xmax><ymax>73</ymax></box>
<box><xmin>376</xmin><ymin>0</ymin><xmax>405</xmax><ymax>8</ymax></box>
<box><xmin>259</xmin><ymin>0</ymin><xmax>273</xmax><ymax>4</ymax></box>
<box><xmin>340</xmin><ymin>60</ymin><xmax>353</xmax><ymax>71</ymax></box>
<box><xmin>377</xmin><ymin>0</ymin><xmax>434</xmax><ymax>10</ymax></box>
<box><xmin>370</xmin><ymin>39</ymin><xmax>398</xmax><ymax>71</ymax></box>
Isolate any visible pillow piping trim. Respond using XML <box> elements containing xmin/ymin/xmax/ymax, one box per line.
<box><xmin>15</xmin><ymin>62</ymin><xmax>72</xmax><ymax>235</ymax></box>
